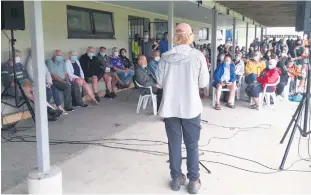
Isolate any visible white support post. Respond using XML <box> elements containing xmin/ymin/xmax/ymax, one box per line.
<box><xmin>255</xmin><ymin>25</ymin><xmax>257</xmax><ymax>40</ymax></box>
<box><xmin>232</xmin><ymin>18</ymin><xmax>236</xmax><ymax>57</ymax></box>
<box><xmin>211</xmin><ymin>8</ymin><xmax>218</xmax><ymax>106</ymax></box>
<box><xmin>28</xmin><ymin>1</ymin><xmax>62</xmax><ymax>194</ymax></box>
<box><xmin>265</xmin><ymin>27</ymin><xmax>267</xmax><ymax>36</ymax></box>
<box><xmin>260</xmin><ymin>27</ymin><xmax>264</xmax><ymax>43</ymax></box>
<box><xmin>168</xmin><ymin>1</ymin><xmax>174</xmax><ymax>50</ymax></box>
<box><xmin>246</xmin><ymin>22</ymin><xmax>249</xmax><ymax>52</ymax></box>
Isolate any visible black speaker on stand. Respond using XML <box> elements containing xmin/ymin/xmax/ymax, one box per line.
<box><xmin>1</xmin><ymin>1</ymin><xmax>35</xmax><ymax>125</ymax></box>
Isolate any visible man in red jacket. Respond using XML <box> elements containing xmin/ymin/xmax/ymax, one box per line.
<box><xmin>249</xmin><ymin>59</ymin><xmax>280</xmax><ymax>110</ymax></box>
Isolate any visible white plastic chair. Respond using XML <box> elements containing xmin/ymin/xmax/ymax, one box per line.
<box><xmin>135</xmin><ymin>80</ymin><xmax>157</xmax><ymax>115</ymax></box>
<box><xmin>250</xmin><ymin>76</ymin><xmax>280</xmax><ymax>109</ymax></box>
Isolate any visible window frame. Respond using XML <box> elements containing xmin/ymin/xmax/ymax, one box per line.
<box><xmin>198</xmin><ymin>27</ymin><xmax>209</xmax><ymax>41</ymax></box>
<box><xmin>66</xmin><ymin>5</ymin><xmax>115</xmax><ymax>39</ymax></box>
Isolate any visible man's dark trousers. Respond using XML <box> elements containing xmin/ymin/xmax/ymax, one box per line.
<box><xmin>52</xmin><ymin>80</ymin><xmax>72</xmax><ymax>109</ymax></box>
<box><xmin>164</xmin><ymin>114</ymin><xmax>201</xmax><ymax>182</ymax></box>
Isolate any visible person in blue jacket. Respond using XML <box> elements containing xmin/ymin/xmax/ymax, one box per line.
<box><xmin>212</xmin><ymin>55</ymin><xmax>237</xmax><ymax>110</ymax></box>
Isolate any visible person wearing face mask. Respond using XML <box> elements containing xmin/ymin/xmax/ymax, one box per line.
<box><xmin>110</xmin><ymin>47</ymin><xmax>134</xmax><ymax>88</ymax></box>
<box><xmin>79</xmin><ymin>46</ymin><xmax>103</xmax><ymax>102</ymax></box>
<box><xmin>96</xmin><ymin>46</ymin><xmax>120</xmax><ymax>98</ymax></box>
<box><xmin>159</xmin><ymin>32</ymin><xmax>169</xmax><ymax>55</ymax></box>
<box><xmin>217</xmin><ymin>53</ymin><xmax>225</xmax><ymax>66</ymax></box>
<box><xmin>233</xmin><ymin>52</ymin><xmax>245</xmax><ymax>87</ymax></box>
<box><xmin>1</xmin><ymin>49</ymin><xmax>34</xmax><ymax>102</ymax></box>
<box><xmin>249</xmin><ymin>59</ymin><xmax>280</xmax><ymax>110</ymax></box>
<box><xmin>245</xmin><ymin>51</ymin><xmax>266</xmax><ymax>84</ymax></box>
<box><xmin>65</xmin><ymin>51</ymin><xmax>99</xmax><ymax>105</ymax></box>
<box><xmin>212</xmin><ymin>55</ymin><xmax>237</xmax><ymax>110</ymax></box>
<box><xmin>141</xmin><ymin>31</ymin><xmax>159</xmax><ymax>61</ymax></box>
<box><xmin>135</xmin><ymin>55</ymin><xmax>162</xmax><ymax>111</ymax></box>
<box><xmin>247</xmin><ymin>47</ymin><xmax>254</xmax><ymax>60</ymax></box>
<box><xmin>46</xmin><ymin>49</ymin><xmax>74</xmax><ymax>112</ymax></box>
<box><xmin>119</xmin><ymin>48</ymin><xmax>134</xmax><ymax>69</ymax></box>
<box><xmin>147</xmin><ymin>50</ymin><xmax>161</xmax><ymax>77</ymax></box>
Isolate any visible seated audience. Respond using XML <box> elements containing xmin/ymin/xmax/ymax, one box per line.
<box><xmin>147</xmin><ymin>50</ymin><xmax>161</xmax><ymax>77</ymax></box>
<box><xmin>249</xmin><ymin>59</ymin><xmax>280</xmax><ymax>110</ymax></box>
<box><xmin>276</xmin><ymin>56</ymin><xmax>289</xmax><ymax>100</ymax></box>
<box><xmin>96</xmin><ymin>46</ymin><xmax>119</xmax><ymax>98</ymax></box>
<box><xmin>79</xmin><ymin>46</ymin><xmax>104</xmax><ymax>102</ymax></box>
<box><xmin>217</xmin><ymin>53</ymin><xmax>225</xmax><ymax>66</ymax></box>
<box><xmin>65</xmin><ymin>51</ymin><xmax>99</xmax><ymax>105</ymax></box>
<box><xmin>46</xmin><ymin>50</ymin><xmax>74</xmax><ymax>112</ymax></box>
<box><xmin>212</xmin><ymin>55</ymin><xmax>237</xmax><ymax>110</ymax></box>
<box><xmin>159</xmin><ymin>32</ymin><xmax>169</xmax><ymax>55</ymax></box>
<box><xmin>234</xmin><ymin>52</ymin><xmax>245</xmax><ymax>87</ymax></box>
<box><xmin>1</xmin><ymin>49</ymin><xmax>34</xmax><ymax>101</ymax></box>
<box><xmin>119</xmin><ymin>48</ymin><xmax>134</xmax><ymax>69</ymax></box>
<box><xmin>110</xmin><ymin>47</ymin><xmax>134</xmax><ymax>88</ymax></box>
<box><xmin>135</xmin><ymin>55</ymin><xmax>162</xmax><ymax>111</ymax></box>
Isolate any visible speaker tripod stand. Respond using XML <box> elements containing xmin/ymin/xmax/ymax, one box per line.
<box><xmin>1</xmin><ymin>30</ymin><xmax>35</xmax><ymax>125</ymax></box>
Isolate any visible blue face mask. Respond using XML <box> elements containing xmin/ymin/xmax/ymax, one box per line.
<box><xmin>71</xmin><ymin>56</ymin><xmax>77</xmax><ymax>61</ymax></box>
<box><xmin>100</xmin><ymin>52</ymin><xmax>106</xmax><ymax>57</ymax></box>
<box><xmin>55</xmin><ymin>56</ymin><xmax>63</xmax><ymax>62</ymax></box>
<box><xmin>268</xmin><ymin>65</ymin><xmax>274</xmax><ymax>69</ymax></box>
<box><xmin>220</xmin><ymin>57</ymin><xmax>224</xmax><ymax>61</ymax></box>
<box><xmin>87</xmin><ymin>52</ymin><xmax>94</xmax><ymax>58</ymax></box>
<box><xmin>224</xmin><ymin>62</ymin><xmax>230</xmax><ymax>67</ymax></box>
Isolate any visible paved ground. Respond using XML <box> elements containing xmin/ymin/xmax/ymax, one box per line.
<box><xmin>3</xmin><ymin>92</ymin><xmax>311</xmax><ymax>194</ymax></box>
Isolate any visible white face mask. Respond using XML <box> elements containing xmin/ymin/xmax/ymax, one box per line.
<box><xmin>15</xmin><ymin>56</ymin><xmax>21</xmax><ymax>63</ymax></box>
<box><xmin>254</xmin><ymin>56</ymin><xmax>260</xmax><ymax>61</ymax></box>
<box><xmin>154</xmin><ymin>56</ymin><xmax>160</xmax><ymax>62</ymax></box>
<box><xmin>142</xmin><ymin>64</ymin><xmax>147</xmax><ymax>68</ymax></box>
<box><xmin>113</xmin><ymin>52</ymin><xmax>119</xmax><ymax>56</ymax></box>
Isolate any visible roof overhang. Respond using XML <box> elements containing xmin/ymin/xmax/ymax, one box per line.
<box><xmin>218</xmin><ymin>1</ymin><xmax>297</xmax><ymax>27</ymax></box>
<box><xmin>101</xmin><ymin>1</ymin><xmax>251</xmax><ymax>28</ymax></box>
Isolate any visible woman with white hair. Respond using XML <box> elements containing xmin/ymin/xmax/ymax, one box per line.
<box><xmin>156</xmin><ymin>23</ymin><xmax>209</xmax><ymax>194</ymax></box>
<box><xmin>65</xmin><ymin>51</ymin><xmax>99</xmax><ymax>105</ymax></box>
<box><xmin>249</xmin><ymin>58</ymin><xmax>280</xmax><ymax>110</ymax></box>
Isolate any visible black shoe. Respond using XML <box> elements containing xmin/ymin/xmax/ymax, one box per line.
<box><xmin>48</xmin><ymin>109</ymin><xmax>63</xmax><ymax>118</ymax></box>
<box><xmin>104</xmin><ymin>92</ymin><xmax>112</xmax><ymax>98</ymax></box>
<box><xmin>110</xmin><ymin>92</ymin><xmax>117</xmax><ymax>98</ymax></box>
<box><xmin>65</xmin><ymin>108</ymin><xmax>74</xmax><ymax>112</ymax></box>
<box><xmin>48</xmin><ymin>115</ymin><xmax>57</xmax><ymax>122</ymax></box>
<box><xmin>81</xmin><ymin>104</ymin><xmax>89</xmax><ymax>108</ymax></box>
<box><xmin>95</xmin><ymin>94</ymin><xmax>100</xmax><ymax>102</ymax></box>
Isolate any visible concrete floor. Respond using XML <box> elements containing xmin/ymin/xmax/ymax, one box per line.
<box><xmin>2</xmin><ymin>92</ymin><xmax>311</xmax><ymax>194</ymax></box>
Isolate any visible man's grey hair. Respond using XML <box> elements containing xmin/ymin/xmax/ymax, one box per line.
<box><xmin>87</xmin><ymin>46</ymin><xmax>95</xmax><ymax>52</ymax></box>
<box><xmin>112</xmin><ymin>47</ymin><xmax>119</xmax><ymax>52</ymax></box>
<box><xmin>53</xmin><ymin>49</ymin><xmax>62</xmax><ymax>56</ymax></box>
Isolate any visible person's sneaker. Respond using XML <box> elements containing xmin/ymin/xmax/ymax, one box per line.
<box><xmin>49</xmin><ymin>109</ymin><xmax>63</xmax><ymax>118</ymax></box>
<box><xmin>250</xmin><ymin>104</ymin><xmax>259</xmax><ymax>110</ymax></box>
<box><xmin>110</xmin><ymin>92</ymin><xmax>117</xmax><ymax>99</ymax></box>
<box><xmin>95</xmin><ymin>93</ymin><xmax>100</xmax><ymax>102</ymax></box>
<box><xmin>170</xmin><ymin>174</ymin><xmax>186</xmax><ymax>191</ymax></box>
<box><xmin>57</xmin><ymin>106</ymin><xmax>68</xmax><ymax>115</ymax></box>
<box><xmin>187</xmin><ymin>179</ymin><xmax>201</xmax><ymax>194</ymax></box>
<box><xmin>65</xmin><ymin>108</ymin><xmax>74</xmax><ymax>112</ymax></box>
<box><xmin>48</xmin><ymin>115</ymin><xmax>57</xmax><ymax>122</ymax></box>
<box><xmin>81</xmin><ymin>103</ymin><xmax>89</xmax><ymax>108</ymax></box>
<box><xmin>104</xmin><ymin>92</ymin><xmax>112</xmax><ymax>98</ymax></box>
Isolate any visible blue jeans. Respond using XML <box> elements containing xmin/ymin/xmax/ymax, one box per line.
<box><xmin>46</xmin><ymin>85</ymin><xmax>61</xmax><ymax>106</ymax></box>
<box><xmin>164</xmin><ymin>115</ymin><xmax>201</xmax><ymax>181</ymax></box>
<box><xmin>117</xmin><ymin>70</ymin><xmax>134</xmax><ymax>84</ymax></box>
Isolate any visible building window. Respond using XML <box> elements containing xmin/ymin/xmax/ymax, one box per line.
<box><xmin>67</xmin><ymin>5</ymin><xmax>115</xmax><ymax>39</ymax></box>
<box><xmin>198</xmin><ymin>28</ymin><xmax>209</xmax><ymax>40</ymax></box>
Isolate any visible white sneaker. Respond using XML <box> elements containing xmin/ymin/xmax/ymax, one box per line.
<box><xmin>277</xmin><ymin>96</ymin><xmax>284</xmax><ymax>102</ymax></box>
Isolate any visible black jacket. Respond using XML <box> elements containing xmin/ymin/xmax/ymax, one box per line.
<box><xmin>79</xmin><ymin>53</ymin><xmax>103</xmax><ymax>79</ymax></box>
<box><xmin>96</xmin><ymin>54</ymin><xmax>113</xmax><ymax>72</ymax></box>
<box><xmin>134</xmin><ymin>66</ymin><xmax>157</xmax><ymax>95</ymax></box>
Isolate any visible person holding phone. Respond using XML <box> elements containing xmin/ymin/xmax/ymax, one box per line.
<box><xmin>212</xmin><ymin>55</ymin><xmax>237</xmax><ymax>110</ymax></box>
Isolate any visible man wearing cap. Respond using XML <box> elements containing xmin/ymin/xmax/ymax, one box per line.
<box><xmin>156</xmin><ymin>23</ymin><xmax>209</xmax><ymax>194</ymax></box>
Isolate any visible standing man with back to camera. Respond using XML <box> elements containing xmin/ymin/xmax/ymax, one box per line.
<box><xmin>156</xmin><ymin>23</ymin><xmax>209</xmax><ymax>194</ymax></box>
